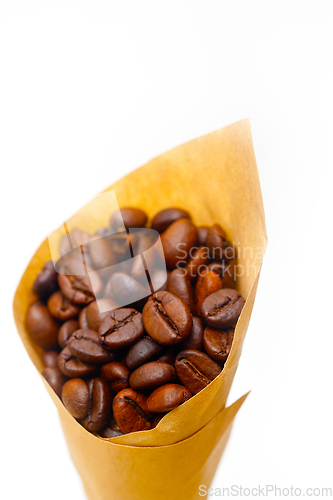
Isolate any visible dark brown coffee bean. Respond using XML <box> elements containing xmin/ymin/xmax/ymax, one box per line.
<box><xmin>161</xmin><ymin>218</ymin><xmax>198</xmax><ymax>269</ymax></box>
<box><xmin>26</xmin><ymin>301</ymin><xmax>59</xmax><ymax>349</ymax></box>
<box><xmin>206</xmin><ymin>224</ymin><xmax>235</xmax><ymax>261</ymax></box>
<box><xmin>201</xmin><ymin>288</ymin><xmax>245</xmax><ymax>328</ymax></box>
<box><xmin>194</xmin><ymin>270</ymin><xmax>222</xmax><ymax>316</ymax></box>
<box><xmin>150</xmin><ymin>269</ymin><xmax>169</xmax><ymax>292</ymax></box>
<box><xmin>100</xmin><ymin>362</ymin><xmax>130</xmax><ymax>393</ymax></box>
<box><xmin>130</xmin><ymin>362</ymin><xmax>176</xmax><ymax>391</ymax></box>
<box><xmin>203</xmin><ymin>327</ymin><xmax>234</xmax><ymax>362</ymax></box>
<box><xmin>167</xmin><ymin>268</ymin><xmax>196</xmax><ymax>314</ymax></box>
<box><xmin>107</xmin><ymin>232</ymin><xmax>135</xmax><ymax>260</ymax></box>
<box><xmin>86</xmin><ymin>299</ymin><xmax>119</xmax><ymax>331</ymax></box>
<box><xmin>80</xmin><ymin>377</ymin><xmax>112</xmax><ymax>432</ymax></box>
<box><xmin>58</xmin><ymin>264</ymin><xmax>103</xmax><ymax>305</ymax></box>
<box><xmin>42</xmin><ymin>350</ymin><xmax>59</xmax><ymax>368</ymax></box>
<box><xmin>58</xmin><ymin>346</ymin><xmax>98</xmax><ymax>378</ymax></box>
<box><xmin>181</xmin><ymin>317</ymin><xmax>204</xmax><ymax>351</ymax></box>
<box><xmin>67</xmin><ymin>329</ymin><xmax>115</xmax><ymax>364</ymax></box>
<box><xmin>104</xmin><ymin>272</ymin><xmax>149</xmax><ymax>309</ymax></box>
<box><xmin>110</xmin><ymin>207</ymin><xmax>148</xmax><ymax>230</ymax></box>
<box><xmin>197</xmin><ymin>226</ymin><xmax>209</xmax><ymax>246</ymax></box>
<box><xmin>157</xmin><ymin>348</ymin><xmax>177</xmax><ymax>365</ymax></box>
<box><xmin>87</xmin><ymin>236</ymin><xmax>118</xmax><ymax>270</ymax></box>
<box><xmin>32</xmin><ymin>260</ymin><xmax>58</xmax><ymax>298</ymax></box>
<box><xmin>47</xmin><ymin>291</ymin><xmax>80</xmax><ymax>321</ymax></box>
<box><xmin>62</xmin><ymin>378</ymin><xmax>90</xmax><ymax>419</ymax></box>
<box><xmin>99</xmin><ymin>417</ymin><xmax>124</xmax><ymax>437</ymax></box>
<box><xmin>113</xmin><ymin>388</ymin><xmax>152</xmax><ymax>434</ymax></box>
<box><xmin>42</xmin><ymin>367</ymin><xmax>67</xmax><ymax>398</ymax></box>
<box><xmin>59</xmin><ymin>229</ymin><xmax>91</xmax><ymax>256</ymax></box>
<box><xmin>185</xmin><ymin>247</ymin><xmax>210</xmax><ymax>281</ymax></box>
<box><xmin>147</xmin><ymin>383</ymin><xmax>192</xmax><ymax>413</ymax></box>
<box><xmin>151</xmin><ymin>413</ymin><xmax>166</xmax><ymax>428</ymax></box>
<box><xmin>78</xmin><ymin>307</ymin><xmax>90</xmax><ymax>329</ymax></box>
<box><xmin>151</xmin><ymin>208</ymin><xmax>191</xmax><ymax>234</ymax></box>
<box><xmin>58</xmin><ymin>320</ymin><xmax>79</xmax><ymax>349</ymax></box>
<box><xmin>175</xmin><ymin>349</ymin><xmax>222</xmax><ymax>395</ymax></box>
<box><xmin>130</xmin><ymin>229</ymin><xmax>157</xmax><ymax>280</ymax></box>
<box><xmin>99</xmin><ymin>308</ymin><xmax>144</xmax><ymax>350</ymax></box>
<box><xmin>125</xmin><ymin>338</ymin><xmax>163</xmax><ymax>371</ymax></box>
<box><xmin>208</xmin><ymin>260</ymin><xmax>237</xmax><ymax>289</ymax></box>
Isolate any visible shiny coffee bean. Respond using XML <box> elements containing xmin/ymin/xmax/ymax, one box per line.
<box><xmin>185</xmin><ymin>247</ymin><xmax>209</xmax><ymax>281</ymax></box>
<box><xmin>130</xmin><ymin>362</ymin><xmax>176</xmax><ymax>391</ymax></box>
<box><xmin>175</xmin><ymin>349</ymin><xmax>222</xmax><ymax>395</ymax></box>
<box><xmin>67</xmin><ymin>329</ymin><xmax>115</xmax><ymax>364</ymax></box>
<box><xmin>157</xmin><ymin>348</ymin><xmax>177</xmax><ymax>365</ymax></box>
<box><xmin>151</xmin><ymin>208</ymin><xmax>191</xmax><ymax>234</ymax></box>
<box><xmin>100</xmin><ymin>417</ymin><xmax>124</xmax><ymax>438</ymax></box>
<box><xmin>80</xmin><ymin>377</ymin><xmax>112</xmax><ymax>432</ymax></box>
<box><xmin>125</xmin><ymin>337</ymin><xmax>163</xmax><ymax>371</ymax></box>
<box><xmin>200</xmin><ymin>288</ymin><xmax>245</xmax><ymax>328</ymax></box>
<box><xmin>197</xmin><ymin>226</ymin><xmax>209</xmax><ymax>246</ymax></box>
<box><xmin>58</xmin><ymin>320</ymin><xmax>79</xmax><ymax>349</ymax></box>
<box><xmin>78</xmin><ymin>307</ymin><xmax>90</xmax><ymax>329</ymax></box>
<box><xmin>58</xmin><ymin>346</ymin><xmax>98</xmax><ymax>378</ymax></box>
<box><xmin>203</xmin><ymin>327</ymin><xmax>235</xmax><ymax>362</ymax></box>
<box><xmin>99</xmin><ymin>308</ymin><xmax>144</xmax><ymax>350</ymax></box>
<box><xmin>33</xmin><ymin>260</ymin><xmax>59</xmax><ymax>298</ymax></box>
<box><xmin>147</xmin><ymin>384</ymin><xmax>192</xmax><ymax>413</ymax></box>
<box><xmin>194</xmin><ymin>269</ymin><xmax>222</xmax><ymax>316</ymax></box>
<box><xmin>167</xmin><ymin>268</ymin><xmax>196</xmax><ymax>314</ymax></box>
<box><xmin>107</xmin><ymin>232</ymin><xmax>136</xmax><ymax>260</ymax></box>
<box><xmin>47</xmin><ymin>291</ymin><xmax>80</xmax><ymax>321</ymax></box>
<box><xmin>58</xmin><ymin>264</ymin><xmax>103</xmax><ymax>305</ymax></box>
<box><xmin>86</xmin><ymin>299</ymin><xmax>119</xmax><ymax>332</ymax></box>
<box><xmin>113</xmin><ymin>388</ymin><xmax>152</xmax><ymax>434</ymax></box>
<box><xmin>208</xmin><ymin>260</ymin><xmax>237</xmax><ymax>289</ymax></box>
<box><xmin>143</xmin><ymin>291</ymin><xmax>193</xmax><ymax>346</ymax></box>
<box><xmin>42</xmin><ymin>367</ymin><xmax>67</xmax><ymax>398</ymax></box>
<box><xmin>110</xmin><ymin>207</ymin><xmax>148</xmax><ymax>230</ymax></box>
<box><xmin>100</xmin><ymin>362</ymin><xmax>130</xmax><ymax>393</ymax></box>
<box><xmin>181</xmin><ymin>317</ymin><xmax>204</xmax><ymax>351</ymax></box>
<box><xmin>161</xmin><ymin>218</ymin><xmax>198</xmax><ymax>269</ymax></box>
<box><xmin>104</xmin><ymin>272</ymin><xmax>149</xmax><ymax>309</ymax></box>
<box><xmin>26</xmin><ymin>301</ymin><xmax>59</xmax><ymax>349</ymax></box>
<box><xmin>88</xmin><ymin>236</ymin><xmax>118</xmax><ymax>270</ymax></box>
<box><xmin>62</xmin><ymin>378</ymin><xmax>90</xmax><ymax>419</ymax></box>
<box><xmin>59</xmin><ymin>229</ymin><xmax>91</xmax><ymax>256</ymax></box>
<box><xmin>42</xmin><ymin>350</ymin><xmax>59</xmax><ymax>368</ymax></box>
<box><xmin>150</xmin><ymin>269</ymin><xmax>169</xmax><ymax>292</ymax></box>
<box><xmin>130</xmin><ymin>230</ymin><xmax>156</xmax><ymax>280</ymax></box>
<box><xmin>206</xmin><ymin>224</ymin><xmax>229</xmax><ymax>260</ymax></box>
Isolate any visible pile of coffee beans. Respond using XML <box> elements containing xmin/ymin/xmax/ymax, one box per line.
<box><xmin>26</xmin><ymin>207</ymin><xmax>245</xmax><ymax>436</ymax></box>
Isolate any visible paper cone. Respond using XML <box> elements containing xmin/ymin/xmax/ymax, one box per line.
<box><xmin>13</xmin><ymin>118</ymin><xmax>267</xmax><ymax>499</ymax></box>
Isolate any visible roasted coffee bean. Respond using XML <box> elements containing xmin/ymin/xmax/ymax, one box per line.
<box><xmin>167</xmin><ymin>268</ymin><xmax>196</xmax><ymax>314</ymax></box>
<box><xmin>47</xmin><ymin>291</ymin><xmax>80</xmax><ymax>321</ymax></box>
<box><xmin>100</xmin><ymin>362</ymin><xmax>130</xmax><ymax>393</ymax></box>
<box><xmin>59</xmin><ymin>229</ymin><xmax>91</xmax><ymax>256</ymax></box>
<box><xmin>151</xmin><ymin>413</ymin><xmax>166</xmax><ymax>428</ymax></box>
<box><xmin>208</xmin><ymin>260</ymin><xmax>237</xmax><ymax>289</ymax></box>
<box><xmin>62</xmin><ymin>378</ymin><xmax>90</xmax><ymax>419</ymax></box>
<box><xmin>80</xmin><ymin>377</ymin><xmax>112</xmax><ymax>432</ymax></box>
<box><xmin>58</xmin><ymin>264</ymin><xmax>103</xmax><ymax>305</ymax></box>
<box><xmin>125</xmin><ymin>338</ymin><xmax>163</xmax><ymax>371</ymax></box>
<box><xmin>78</xmin><ymin>307</ymin><xmax>90</xmax><ymax>329</ymax></box>
<box><xmin>197</xmin><ymin>226</ymin><xmax>209</xmax><ymax>246</ymax></box>
<box><xmin>150</xmin><ymin>269</ymin><xmax>169</xmax><ymax>293</ymax></box>
<box><xmin>175</xmin><ymin>349</ymin><xmax>222</xmax><ymax>395</ymax></box>
<box><xmin>185</xmin><ymin>247</ymin><xmax>210</xmax><ymax>281</ymax></box>
<box><xmin>104</xmin><ymin>272</ymin><xmax>149</xmax><ymax>309</ymax></box>
<box><xmin>26</xmin><ymin>301</ymin><xmax>59</xmax><ymax>349</ymax></box>
<box><xmin>130</xmin><ymin>362</ymin><xmax>176</xmax><ymax>391</ymax></box>
<box><xmin>200</xmin><ymin>288</ymin><xmax>245</xmax><ymax>328</ymax></box>
<box><xmin>203</xmin><ymin>327</ymin><xmax>234</xmax><ymax>362</ymax></box>
<box><xmin>58</xmin><ymin>320</ymin><xmax>79</xmax><ymax>349</ymax></box>
<box><xmin>67</xmin><ymin>329</ymin><xmax>115</xmax><ymax>364</ymax></box>
<box><xmin>113</xmin><ymin>388</ymin><xmax>152</xmax><ymax>434</ymax></box>
<box><xmin>130</xmin><ymin>229</ymin><xmax>156</xmax><ymax>280</ymax></box>
<box><xmin>194</xmin><ymin>269</ymin><xmax>222</xmax><ymax>316</ymax></box>
<box><xmin>157</xmin><ymin>348</ymin><xmax>177</xmax><ymax>365</ymax></box>
<box><xmin>99</xmin><ymin>417</ymin><xmax>124</xmax><ymax>438</ymax></box>
<box><xmin>58</xmin><ymin>346</ymin><xmax>98</xmax><ymax>378</ymax></box>
<box><xmin>110</xmin><ymin>207</ymin><xmax>148</xmax><ymax>230</ymax></box>
<box><xmin>206</xmin><ymin>224</ymin><xmax>229</xmax><ymax>260</ymax></box>
<box><xmin>107</xmin><ymin>232</ymin><xmax>135</xmax><ymax>260</ymax></box>
<box><xmin>161</xmin><ymin>218</ymin><xmax>198</xmax><ymax>269</ymax></box>
<box><xmin>42</xmin><ymin>350</ymin><xmax>59</xmax><ymax>368</ymax></box>
<box><xmin>181</xmin><ymin>317</ymin><xmax>204</xmax><ymax>351</ymax></box>
<box><xmin>87</xmin><ymin>236</ymin><xmax>117</xmax><ymax>270</ymax></box>
<box><xmin>143</xmin><ymin>291</ymin><xmax>193</xmax><ymax>346</ymax></box>
<box><xmin>33</xmin><ymin>260</ymin><xmax>59</xmax><ymax>298</ymax></box>
<box><xmin>42</xmin><ymin>366</ymin><xmax>67</xmax><ymax>398</ymax></box>
<box><xmin>99</xmin><ymin>308</ymin><xmax>144</xmax><ymax>350</ymax></box>
<box><xmin>151</xmin><ymin>208</ymin><xmax>191</xmax><ymax>234</ymax></box>
<box><xmin>147</xmin><ymin>384</ymin><xmax>192</xmax><ymax>413</ymax></box>
<box><xmin>86</xmin><ymin>299</ymin><xmax>119</xmax><ymax>331</ymax></box>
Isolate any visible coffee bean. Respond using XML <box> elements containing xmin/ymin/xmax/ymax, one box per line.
<box><xmin>200</xmin><ymin>288</ymin><xmax>245</xmax><ymax>328</ymax></box>
<box><xmin>208</xmin><ymin>260</ymin><xmax>237</xmax><ymax>289</ymax></box>
<box><xmin>78</xmin><ymin>307</ymin><xmax>90</xmax><ymax>329</ymax></box>
<box><xmin>167</xmin><ymin>268</ymin><xmax>196</xmax><ymax>314</ymax></box>
<box><xmin>67</xmin><ymin>329</ymin><xmax>115</xmax><ymax>364</ymax></box>
<box><xmin>151</xmin><ymin>413</ymin><xmax>166</xmax><ymax>428</ymax></box>
<box><xmin>59</xmin><ymin>229</ymin><xmax>91</xmax><ymax>257</ymax></box>
<box><xmin>80</xmin><ymin>377</ymin><xmax>112</xmax><ymax>432</ymax></box>
<box><xmin>62</xmin><ymin>378</ymin><xmax>90</xmax><ymax>419</ymax></box>
<box><xmin>130</xmin><ymin>229</ymin><xmax>156</xmax><ymax>280</ymax></box>
<box><xmin>150</xmin><ymin>269</ymin><xmax>169</xmax><ymax>292</ymax></box>
<box><xmin>42</xmin><ymin>350</ymin><xmax>59</xmax><ymax>368</ymax></box>
<box><xmin>197</xmin><ymin>226</ymin><xmax>209</xmax><ymax>246</ymax></box>
<box><xmin>194</xmin><ymin>269</ymin><xmax>222</xmax><ymax>316</ymax></box>
<box><xmin>100</xmin><ymin>362</ymin><xmax>130</xmax><ymax>393</ymax></box>
<box><xmin>58</xmin><ymin>320</ymin><xmax>79</xmax><ymax>349</ymax></box>
<box><xmin>86</xmin><ymin>299</ymin><xmax>119</xmax><ymax>331</ymax></box>
<box><xmin>181</xmin><ymin>317</ymin><xmax>204</xmax><ymax>351</ymax></box>
<box><xmin>87</xmin><ymin>236</ymin><xmax>117</xmax><ymax>270</ymax></box>
<box><xmin>130</xmin><ymin>362</ymin><xmax>176</xmax><ymax>391</ymax></box>
<box><xmin>33</xmin><ymin>260</ymin><xmax>59</xmax><ymax>298</ymax></box>
<box><xmin>203</xmin><ymin>327</ymin><xmax>234</xmax><ymax>362</ymax></box>
<box><xmin>113</xmin><ymin>388</ymin><xmax>152</xmax><ymax>434</ymax></box>
<box><xmin>157</xmin><ymin>348</ymin><xmax>177</xmax><ymax>365</ymax></box>
<box><xmin>104</xmin><ymin>272</ymin><xmax>149</xmax><ymax>309</ymax></box>
<box><xmin>110</xmin><ymin>207</ymin><xmax>148</xmax><ymax>230</ymax></box>
<box><xmin>146</xmin><ymin>384</ymin><xmax>192</xmax><ymax>413</ymax></box>
<box><xmin>99</xmin><ymin>417</ymin><xmax>124</xmax><ymax>438</ymax></box>
<box><xmin>58</xmin><ymin>346</ymin><xmax>98</xmax><ymax>378</ymax></box>
<box><xmin>107</xmin><ymin>232</ymin><xmax>135</xmax><ymax>260</ymax></box>
<box><xmin>175</xmin><ymin>349</ymin><xmax>222</xmax><ymax>395</ymax></box>
<box><xmin>58</xmin><ymin>264</ymin><xmax>103</xmax><ymax>305</ymax></box>
<box><xmin>206</xmin><ymin>224</ymin><xmax>229</xmax><ymax>261</ymax></box>
<box><xmin>125</xmin><ymin>338</ymin><xmax>163</xmax><ymax>371</ymax></box>
<box><xmin>142</xmin><ymin>291</ymin><xmax>193</xmax><ymax>346</ymax></box>
<box><xmin>47</xmin><ymin>291</ymin><xmax>80</xmax><ymax>321</ymax></box>
<box><xmin>151</xmin><ymin>208</ymin><xmax>191</xmax><ymax>234</ymax></box>
<box><xmin>185</xmin><ymin>247</ymin><xmax>210</xmax><ymax>281</ymax></box>
<box><xmin>42</xmin><ymin>367</ymin><xmax>67</xmax><ymax>398</ymax></box>
<box><xmin>99</xmin><ymin>308</ymin><xmax>144</xmax><ymax>350</ymax></box>
<box><xmin>26</xmin><ymin>301</ymin><xmax>59</xmax><ymax>349</ymax></box>
<box><xmin>161</xmin><ymin>218</ymin><xmax>198</xmax><ymax>269</ymax></box>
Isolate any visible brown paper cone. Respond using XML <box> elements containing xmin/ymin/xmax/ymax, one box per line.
<box><xmin>13</xmin><ymin>118</ymin><xmax>267</xmax><ymax>499</ymax></box>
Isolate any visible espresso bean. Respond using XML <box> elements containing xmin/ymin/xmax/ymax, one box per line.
<box><xmin>78</xmin><ymin>307</ymin><xmax>90</xmax><ymax>329</ymax></box>
<box><xmin>99</xmin><ymin>308</ymin><xmax>144</xmax><ymax>350</ymax></box>
<box><xmin>104</xmin><ymin>272</ymin><xmax>149</xmax><ymax>309</ymax></box>
<box><xmin>110</xmin><ymin>207</ymin><xmax>148</xmax><ymax>230</ymax></box>
<box><xmin>181</xmin><ymin>317</ymin><xmax>204</xmax><ymax>351</ymax></box>
<box><xmin>86</xmin><ymin>299</ymin><xmax>119</xmax><ymax>331</ymax></box>
<box><xmin>157</xmin><ymin>348</ymin><xmax>177</xmax><ymax>365</ymax></box>
<box><xmin>185</xmin><ymin>247</ymin><xmax>209</xmax><ymax>281</ymax></box>
<box><xmin>67</xmin><ymin>329</ymin><xmax>115</xmax><ymax>364</ymax></box>
<box><xmin>32</xmin><ymin>260</ymin><xmax>58</xmax><ymax>298</ymax></box>
<box><xmin>58</xmin><ymin>264</ymin><xmax>103</xmax><ymax>305</ymax></box>
<box><xmin>26</xmin><ymin>301</ymin><xmax>59</xmax><ymax>349</ymax></box>
<box><xmin>113</xmin><ymin>388</ymin><xmax>152</xmax><ymax>434</ymax></box>
<box><xmin>59</xmin><ymin>229</ymin><xmax>91</xmax><ymax>256</ymax></box>
<box><xmin>200</xmin><ymin>288</ymin><xmax>245</xmax><ymax>328</ymax></box>
<box><xmin>194</xmin><ymin>269</ymin><xmax>222</xmax><ymax>316</ymax></box>
<box><xmin>151</xmin><ymin>413</ymin><xmax>166</xmax><ymax>428</ymax></box>
<box><xmin>151</xmin><ymin>208</ymin><xmax>191</xmax><ymax>234</ymax></box>
<box><xmin>100</xmin><ymin>417</ymin><xmax>124</xmax><ymax>438</ymax></box>
<box><xmin>125</xmin><ymin>338</ymin><xmax>163</xmax><ymax>371</ymax></box>
<box><xmin>147</xmin><ymin>384</ymin><xmax>192</xmax><ymax>413</ymax></box>
<box><xmin>167</xmin><ymin>268</ymin><xmax>196</xmax><ymax>314</ymax></box>
<box><xmin>206</xmin><ymin>224</ymin><xmax>228</xmax><ymax>260</ymax></box>
<box><xmin>42</xmin><ymin>350</ymin><xmax>59</xmax><ymax>368</ymax></box>
<box><xmin>100</xmin><ymin>362</ymin><xmax>130</xmax><ymax>393</ymax></box>
<box><xmin>161</xmin><ymin>218</ymin><xmax>198</xmax><ymax>269</ymax></box>
<box><xmin>80</xmin><ymin>377</ymin><xmax>112</xmax><ymax>432</ymax></box>
<box><xmin>42</xmin><ymin>367</ymin><xmax>67</xmax><ymax>398</ymax></box>
<box><xmin>197</xmin><ymin>226</ymin><xmax>209</xmax><ymax>246</ymax></box>
<box><xmin>130</xmin><ymin>229</ymin><xmax>156</xmax><ymax>280</ymax></box>
<box><xmin>150</xmin><ymin>269</ymin><xmax>169</xmax><ymax>292</ymax></box>
<box><xmin>208</xmin><ymin>260</ymin><xmax>237</xmax><ymax>289</ymax></box>
<box><xmin>62</xmin><ymin>378</ymin><xmax>90</xmax><ymax>419</ymax></box>
<box><xmin>203</xmin><ymin>327</ymin><xmax>234</xmax><ymax>362</ymax></box>
<box><xmin>58</xmin><ymin>320</ymin><xmax>79</xmax><ymax>349</ymax></box>
<box><xmin>87</xmin><ymin>236</ymin><xmax>118</xmax><ymax>270</ymax></box>
<box><xmin>58</xmin><ymin>346</ymin><xmax>97</xmax><ymax>378</ymax></box>
<box><xmin>130</xmin><ymin>362</ymin><xmax>176</xmax><ymax>391</ymax></box>
<box><xmin>107</xmin><ymin>232</ymin><xmax>135</xmax><ymax>260</ymax></box>
<box><xmin>47</xmin><ymin>291</ymin><xmax>80</xmax><ymax>321</ymax></box>
<box><xmin>175</xmin><ymin>349</ymin><xmax>222</xmax><ymax>395</ymax></box>
<box><xmin>143</xmin><ymin>291</ymin><xmax>193</xmax><ymax>346</ymax></box>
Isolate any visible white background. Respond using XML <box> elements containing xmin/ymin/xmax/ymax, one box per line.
<box><xmin>1</xmin><ymin>1</ymin><xmax>332</xmax><ymax>499</ymax></box>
